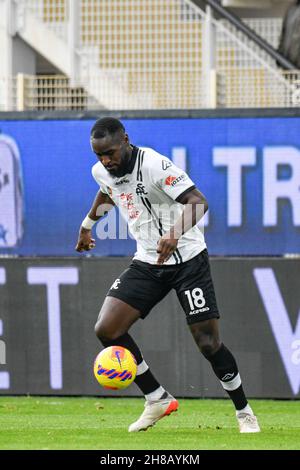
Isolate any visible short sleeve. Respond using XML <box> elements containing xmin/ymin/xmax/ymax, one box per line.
<box><xmin>151</xmin><ymin>156</ymin><xmax>195</xmax><ymax>201</ymax></box>
<box><xmin>92</xmin><ymin>163</ymin><xmax>110</xmax><ymax>195</ymax></box>
<box><xmin>99</xmin><ymin>184</ymin><xmax>111</xmax><ymax>195</ymax></box>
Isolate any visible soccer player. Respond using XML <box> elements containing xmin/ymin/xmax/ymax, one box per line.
<box><xmin>76</xmin><ymin>117</ymin><xmax>260</xmax><ymax>434</ymax></box>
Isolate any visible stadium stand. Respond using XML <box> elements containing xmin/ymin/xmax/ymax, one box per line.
<box><xmin>0</xmin><ymin>0</ymin><xmax>299</xmax><ymax>110</ymax></box>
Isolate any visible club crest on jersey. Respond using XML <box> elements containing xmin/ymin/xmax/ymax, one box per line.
<box><xmin>162</xmin><ymin>160</ymin><xmax>172</xmax><ymax>171</ymax></box>
<box><xmin>111</xmin><ymin>279</ymin><xmax>121</xmax><ymax>290</ymax></box>
<box><xmin>136</xmin><ymin>183</ymin><xmax>148</xmax><ymax>196</ymax></box>
<box><xmin>165</xmin><ymin>174</ymin><xmax>187</xmax><ymax>187</ymax></box>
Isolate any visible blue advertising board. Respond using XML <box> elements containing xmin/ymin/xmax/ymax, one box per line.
<box><xmin>0</xmin><ymin>116</ymin><xmax>299</xmax><ymax>256</ymax></box>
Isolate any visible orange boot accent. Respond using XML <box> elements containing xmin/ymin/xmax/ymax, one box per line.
<box><xmin>163</xmin><ymin>399</ymin><xmax>179</xmax><ymax>417</ymax></box>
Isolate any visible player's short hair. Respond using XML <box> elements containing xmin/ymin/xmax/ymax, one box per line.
<box><xmin>91</xmin><ymin>118</ymin><xmax>125</xmax><ymax>139</ymax></box>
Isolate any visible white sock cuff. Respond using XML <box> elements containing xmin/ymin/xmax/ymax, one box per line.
<box><xmin>145</xmin><ymin>386</ymin><xmax>165</xmax><ymax>401</ymax></box>
<box><xmin>136</xmin><ymin>360</ymin><xmax>149</xmax><ymax>376</ymax></box>
<box><xmin>236</xmin><ymin>404</ymin><xmax>254</xmax><ymax>417</ymax></box>
<box><xmin>220</xmin><ymin>373</ymin><xmax>241</xmax><ymax>391</ymax></box>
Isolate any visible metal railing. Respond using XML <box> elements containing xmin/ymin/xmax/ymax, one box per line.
<box><xmin>217</xmin><ymin>70</ymin><xmax>300</xmax><ymax>108</ymax></box>
<box><xmin>24</xmin><ymin>0</ymin><xmax>68</xmax><ymax>40</ymax></box>
<box><xmin>212</xmin><ymin>11</ymin><xmax>299</xmax><ymax>108</ymax></box>
<box><xmin>201</xmin><ymin>0</ymin><xmax>295</xmax><ymax>69</ymax></box>
<box><xmin>1</xmin><ymin>1</ymin><xmax>299</xmax><ymax>110</ymax></box>
<box><xmin>0</xmin><ymin>74</ymin><xmax>99</xmax><ymax>111</ymax></box>
<box><xmin>0</xmin><ymin>77</ymin><xmax>17</xmax><ymax>112</ymax></box>
<box><xmin>1</xmin><ymin>69</ymin><xmax>299</xmax><ymax>112</ymax></box>
<box><xmin>79</xmin><ymin>0</ymin><xmax>206</xmax><ymax>109</ymax></box>
<box><xmin>24</xmin><ymin>75</ymin><xmax>89</xmax><ymax>110</ymax></box>
<box><xmin>244</xmin><ymin>18</ymin><xmax>282</xmax><ymax>49</ymax></box>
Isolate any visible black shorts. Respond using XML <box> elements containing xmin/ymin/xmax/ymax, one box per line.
<box><xmin>107</xmin><ymin>249</ymin><xmax>220</xmax><ymax>325</ymax></box>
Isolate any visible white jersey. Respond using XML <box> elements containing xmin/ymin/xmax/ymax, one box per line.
<box><xmin>92</xmin><ymin>146</ymin><xmax>206</xmax><ymax>265</ymax></box>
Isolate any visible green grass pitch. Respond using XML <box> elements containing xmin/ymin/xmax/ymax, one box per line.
<box><xmin>0</xmin><ymin>397</ymin><xmax>299</xmax><ymax>450</ymax></box>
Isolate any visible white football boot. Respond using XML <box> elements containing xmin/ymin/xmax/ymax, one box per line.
<box><xmin>237</xmin><ymin>413</ymin><xmax>261</xmax><ymax>433</ymax></box>
<box><xmin>128</xmin><ymin>395</ymin><xmax>179</xmax><ymax>432</ymax></box>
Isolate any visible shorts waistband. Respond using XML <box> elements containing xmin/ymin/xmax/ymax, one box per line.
<box><xmin>132</xmin><ymin>249</ymin><xmax>207</xmax><ymax>269</ymax></box>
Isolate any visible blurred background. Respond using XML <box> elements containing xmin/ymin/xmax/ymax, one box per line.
<box><xmin>0</xmin><ymin>0</ymin><xmax>299</xmax><ymax>399</ymax></box>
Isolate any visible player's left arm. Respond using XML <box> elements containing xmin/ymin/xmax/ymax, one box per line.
<box><xmin>149</xmin><ymin>154</ymin><xmax>208</xmax><ymax>264</ymax></box>
<box><xmin>156</xmin><ymin>188</ymin><xmax>208</xmax><ymax>265</ymax></box>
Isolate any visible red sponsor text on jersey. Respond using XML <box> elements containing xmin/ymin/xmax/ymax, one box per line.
<box><xmin>120</xmin><ymin>192</ymin><xmax>140</xmax><ymax>220</ymax></box>
<box><xmin>165</xmin><ymin>176</ymin><xmax>177</xmax><ymax>186</ymax></box>
<box><xmin>165</xmin><ymin>174</ymin><xmax>186</xmax><ymax>187</ymax></box>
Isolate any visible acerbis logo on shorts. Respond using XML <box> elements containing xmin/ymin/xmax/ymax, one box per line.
<box><xmin>165</xmin><ymin>174</ymin><xmax>187</xmax><ymax>187</ymax></box>
<box><xmin>111</xmin><ymin>279</ymin><xmax>121</xmax><ymax>290</ymax></box>
<box><xmin>189</xmin><ymin>307</ymin><xmax>210</xmax><ymax>315</ymax></box>
<box><xmin>184</xmin><ymin>288</ymin><xmax>209</xmax><ymax>315</ymax></box>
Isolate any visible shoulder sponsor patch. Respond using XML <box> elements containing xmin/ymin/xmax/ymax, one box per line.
<box><xmin>165</xmin><ymin>176</ymin><xmax>177</xmax><ymax>186</ymax></box>
<box><xmin>165</xmin><ymin>174</ymin><xmax>187</xmax><ymax>187</ymax></box>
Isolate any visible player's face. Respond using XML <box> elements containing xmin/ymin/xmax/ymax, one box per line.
<box><xmin>91</xmin><ymin>133</ymin><xmax>130</xmax><ymax>177</ymax></box>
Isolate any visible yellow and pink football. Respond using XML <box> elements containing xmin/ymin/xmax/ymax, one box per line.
<box><xmin>94</xmin><ymin>346</ymin><xmax>137</xmax><ymax>390</ymax></box>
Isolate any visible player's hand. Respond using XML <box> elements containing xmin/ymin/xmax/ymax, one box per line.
<box><xmin>75</xmin><ymin>227</ymin><xmax>96</xmax><ymax>252</ymax></box>
<box><xmin>156</xmin><ymin>233</ymin><xmax>179</xmax><ymax>265</ymax></box>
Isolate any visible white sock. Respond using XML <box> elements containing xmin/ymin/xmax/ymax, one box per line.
<box><xmin>145</xmin><ymin>386</ymin><xmax>166</xmax><ymax>402</ymax></box>
<box><xmin>236</xmin><ymin>404</ymin><xmax>254</xmax><ymax>417</ymax></box>
<box><xmin>136</xmin><ymin>360</ymin><xmax>149</xmax><ymax>376</ymax></box>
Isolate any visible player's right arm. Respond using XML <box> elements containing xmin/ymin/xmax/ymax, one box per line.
<box><xmin>75</xmin><ymin>190</ymin><xmax>114</xmax><ymax>253</ymax></box>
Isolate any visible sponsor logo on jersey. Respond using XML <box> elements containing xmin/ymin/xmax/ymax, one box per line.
<box><xmin>165</xmin><ymin>174</ymin><xmax>187</xmax><ymax>187</ymax></box>
<box><xmin>120</xmin><ymin>193</ymin><xmax>132</xmax><ymax>201</ymax></box>
<box><xmin>115</xmin><ymin>178</ymin><xmax>130</xmax><ymax>186</ymax></box>
<box><xmin>120</xmin><ymin>193</ymin><xmax>140</xmax><ymax>220</ymax></box>
<box><xmin>162</xmin><ymin>160</ymin><xmax>172</xmax><ymax>171</ymax></box>
<box><xmin>136</xmin><ymin>183</ymin><xmax>148</xmax><ymax>196</ymax></box>
<box><xmin>165</xmin><ymin>176</ymin><xmax>177</xmax><ymax>186</ymax></box>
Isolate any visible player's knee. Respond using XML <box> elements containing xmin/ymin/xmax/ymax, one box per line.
<box><xmin>94</xmin><ymin>320</ymin><xmax>122</xmax><ymax>342</ymax></box>
<box><xmin>196</xmin><ymin>333</ymin><xmax>221</xmax><ymax>357</ymax></box>
<box><xmin>200</xmin><ymin>342</ymin><xmax>220</xmax><ymax>358</ymax></box>
<box><xmin>95</xmin><ymin>321</ymin><xmax>113</xmax><ymax>341</ymax></box>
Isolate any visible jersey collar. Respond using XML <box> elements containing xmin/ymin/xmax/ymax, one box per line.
<box><xmin>125</xmin><ymin>145</ymin><xmax>138</xmax><ymax>175</ymax></box>
<box><xmin>110</xmin><ymin>146</ymin><xmax>138</xmax><ymax>181</ymax></box>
